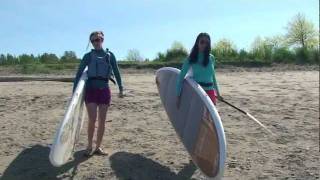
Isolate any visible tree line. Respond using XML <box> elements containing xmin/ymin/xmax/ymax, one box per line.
<box><xmin>1</xmin><ymin>13</ymin><xmax>319</xmax><ymax>66</ymax></box>
<box><xmin>0</xmin><ymin>51</ymin><xmax>78</xmax><ymax>65</ymax></box>
<box><xmin>150</xmin><ymin>13</ymin><xmax>319</xmax><ymax>64</ymax></box>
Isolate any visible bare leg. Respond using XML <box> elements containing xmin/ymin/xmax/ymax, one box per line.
<box><xmin>86</xmin><ymin>103</ymin><xmax>98</xmax><ymax>150</ymax></box>
<box><xmin>96</xmin><ymin>104</ymin><xmax>108</xmax><ymax>149</ymax></box>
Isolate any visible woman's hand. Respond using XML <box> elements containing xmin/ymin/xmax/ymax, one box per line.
<box><xmin>217</xmin><ymin>95</ymin><xmax>224</xmax><ymax>101</ymax></box>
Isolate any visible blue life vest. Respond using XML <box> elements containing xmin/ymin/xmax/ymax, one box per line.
<box><xmin>87</xmin><ymin>50</ymin><xmax>112</xmax><ymax>81</ymax></box>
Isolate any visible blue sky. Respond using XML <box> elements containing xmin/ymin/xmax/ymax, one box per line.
<box><xmin>0</xmin><ymin>0</ymin><xmax>319</xmax><ymax>60</ymax></box>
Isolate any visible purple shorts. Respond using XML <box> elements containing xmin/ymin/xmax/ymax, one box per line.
<box><xmin>85</xmin><ymin>88</ymin><xmax>111</xmax><ymax>105</ymax></box>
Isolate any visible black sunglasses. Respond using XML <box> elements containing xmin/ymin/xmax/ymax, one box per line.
<box><xmin>91</xmin><ymin>38</ymin><xmax>103</xmax><ymax>43</ymax></box>
<box><xmin>199</xmin><ymin>40</ymin><xmax>209</xmax><ymax>45</ymax></box>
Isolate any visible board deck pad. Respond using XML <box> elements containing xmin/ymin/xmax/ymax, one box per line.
<box><xmin>156</xmin><ymin>67</ymin><xmax>226</xmax><ymax>179</ymax></box>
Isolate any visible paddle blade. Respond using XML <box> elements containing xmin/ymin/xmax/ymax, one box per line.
<box><xmin>246</xmin><ymin>113</ymin><xmax>275</xmax><ymax>136</ymax></box>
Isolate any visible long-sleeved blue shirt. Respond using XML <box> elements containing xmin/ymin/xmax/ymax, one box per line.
<box><xmin>73</xmin><ymin>49</ymin><xmax>123</xmax><ymax>92</ymax></box>
<box><xmin>176</xmin><ymin>53</ymin><xmax>220</xmax><ymax>96</ymax></box>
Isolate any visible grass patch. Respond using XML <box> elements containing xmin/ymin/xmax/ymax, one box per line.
<box><xmin>13</xmin><ymin>63</ymin><xmax>79</xmax><ymax>74</ymax></box>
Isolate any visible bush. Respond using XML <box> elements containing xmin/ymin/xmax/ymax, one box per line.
<box><xmin>238</xmin><ymin>49</ymin><xmax>249</xmax><ymax>62</ymax></box>
<box><xmin>20</xmin><ymin>64</ymin><xmax>50</xmax><ymax>74</ymax></box>
<box><xmin>308</xmin><ymin>48</ymin><xmax>320</xmax><ymax>64</ymax></box>
<box><xmin>165</xmin><ymin>49</ymin><xmax>188</xmax><ymax>62</ymax></box>
<box><xmin>118</xmin><ymin>61</ymin><xmax>182</xmax><ymax>69</ymax></box>
<box><xmin>154</xmin><ymin>41</ymin><xmax>188</xmax><ymax>62</ymax></box>
<box><xmin>295</xmin><ymin>48</ymin><xmax>310</xmax><ymax>64</ymax></box>
<box><xmin>216</xmin><ymin>60</ymin><xmax>272</xmax><ymax>68</ymax></box>
<box><xmin>272</xmin><ymin>47</ymin><xmax>295</xmax><ymax>63</ymax></box>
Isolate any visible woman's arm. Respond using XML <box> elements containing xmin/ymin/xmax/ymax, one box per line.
<box><xmin>109</xmin><ymin>52</ymin><xmax>123</xmax><ymax>92</ymax></box>
<box><xmin>176</xmin><ymin>58</ymin><xmax>190</xmax><ymax>96</ymax></box>
<box><xmin>211</xmin><ymin>55</ymin><xmax>220</xmax><ymax>96</ymax></box>
<box><xmin>73</xmin><ymin>54</ymin><xmax>89</xmax><ymax>92</ymax></box>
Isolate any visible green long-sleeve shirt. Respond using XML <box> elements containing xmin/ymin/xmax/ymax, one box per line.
<box><xmin>176</xmin><ymin>53</ymin><xmax>220</xmax><ymax>96</ymax></box>
<box><xmin>73</xmin><ymin>49</ymin><xmax>123</xmax><ymax>92</ymax></box>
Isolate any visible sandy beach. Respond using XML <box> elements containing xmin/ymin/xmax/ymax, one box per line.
<box><xmin>0</xmin><ymin>68</ymin><xmax>319</xmax><ymax>180</ymax></box>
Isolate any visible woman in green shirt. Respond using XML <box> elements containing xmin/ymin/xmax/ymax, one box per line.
<box><xmin>176</xmin><ymin>32</ymin><xmax>222</xmax><ymax>105</ymax></box>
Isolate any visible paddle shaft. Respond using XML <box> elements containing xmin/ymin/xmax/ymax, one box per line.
<box><xmin>220</xmin><ymin>98</ymin><xmax>246</xmax><ymax>115</ymax></box>
<box><xmin>219</xmin><ymin>97</ymin><xmax>275</xmax><ymax>135</ymax></box>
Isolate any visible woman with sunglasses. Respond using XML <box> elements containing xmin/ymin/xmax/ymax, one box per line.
<box><xmin>73</xmin><ymin>31</ymin><xmax>124</xmax><ymax>156</ymax></box>
<box><xmin>176</xmin><ymin>32</ymin><xmax>222</xmax><ymax>106</ymax></box>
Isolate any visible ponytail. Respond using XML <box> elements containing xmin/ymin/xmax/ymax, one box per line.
<box><xmin>86</xmin><ymin>31</ymin><xmax>104</xmax><ymax>50</ymax></box>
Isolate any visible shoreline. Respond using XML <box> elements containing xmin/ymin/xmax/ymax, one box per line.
<box><xmin>0</xmin><ymin>64</ymin><xmax>318</xmax><ymax>77</ymax></box>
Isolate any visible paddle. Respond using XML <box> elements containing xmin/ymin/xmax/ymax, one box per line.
<box><xmin>219</xmin><ymin>97</ymin><xmax>275</xmax><ymax>136</ymax></box>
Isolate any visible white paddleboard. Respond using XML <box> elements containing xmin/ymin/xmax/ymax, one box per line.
<box><xmin>156</xmin><ymin>67</ymin><xmax>226</xmax><ymax>179</ymax></box>
<box><xmin>49</xmin><ymin>67</ymin><xmax>87</xmax><ymax>167</ymax></box>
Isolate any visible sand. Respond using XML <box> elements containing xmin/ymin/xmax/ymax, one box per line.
<box><xmin>0</xmin><ymin>69</ymin><xmax>319</xmax><ymax>180</ymax></box>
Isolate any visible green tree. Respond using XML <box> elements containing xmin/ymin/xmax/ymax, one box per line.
<box><xmin>250</xmin><ymin>36</ymin><xmax>272</xmax><ymax>61</ymax></box>
<box><xmin>265</xmin><ymin>35</ymin><xmax>287</xmax><ymax>49</ymax></box>
<box><xmin>126</xmin><ymin>49</ymin><xmax>144</xmax><ymax>61</ymax></box>
<box><xmin>165</xmin><ymin>41</ymin><xmax>188</xmax><ymax>62</ymax></box>
<box><xmin>61</xmin><ymin>51</ymin><xmax>78</xmax><ymax>63</ymax></box>
<box><xmin>212</xmin><ymin>39</ymin><xmax>238</xmax><ymax>61</ymax></box>
<box><xmin>0</xmin><ymin>54</ymin><xmax>6</xmax><ymax>64</ymax></box>
<box><xmin>238</xmin><ymin>49</ymin><xmax>249</xmax><ymax>62</ymax></box>
<box><xmin>286</xmin><ymin>13</ymin><xmax>318</xmax><ymax>49</ymax></box>
<box><xmin>39</xmin><ymin>53</ymin><xmax>59</xmax><ymax>64</ymax></box>
<box><xmin>19</xmin><ymin>54</ymin><xmax>35</xmax><ymax>64</ymax></box>
<box><xmin>170</xmin><ymin>41</ymin><xmax>187</xmax><ymax>51</ymax></box>
<box><xmin>154</xmin><ymin>52</ymin><xmax>166</xmax><ymax>61</ymax></box>
<box><xmin>6</xmin><ymin>54</ymin><xmax>17</xmax><ymax>65</ymax></box>
<box><xmin>154</xmin><ymin>41</ymin><xmax>188</xmax><ymax>62</ymax></box>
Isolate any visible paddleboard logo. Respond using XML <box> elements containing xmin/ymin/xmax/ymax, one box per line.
<box><xmin>193</xmin><ymin>107</ymin><xmax>220</xmax><ymax>177</ymax></box>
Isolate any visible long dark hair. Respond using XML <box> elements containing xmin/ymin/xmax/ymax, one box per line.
<box><xmin>189</xmin><ymin>32</ymin><xmax>211</xmax><ymax>66</ymax></box>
